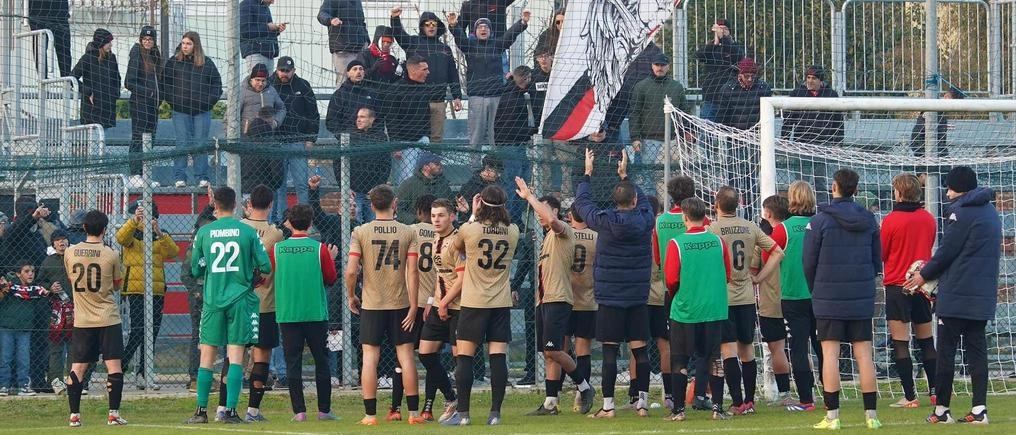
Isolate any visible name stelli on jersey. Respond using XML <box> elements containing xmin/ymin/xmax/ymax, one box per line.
<box><xmin>574</xmin><ymin>231</ymin><xmax>595</xmax><ymax>241</ymax></box>
<box><xmin>209</xmin><ymin>228</ymin><xmax>240</xmax><ymax>238</ymax></box>
<box><xmin>720</xmin><ymin>225</ymin><xmax>751</xmax><ymax>236</ymax></box>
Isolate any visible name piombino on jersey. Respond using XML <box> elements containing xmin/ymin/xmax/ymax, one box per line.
<box><xmin>209</xmin><ymin>229</ymin><xmax>240</xmax><ymax>238</ymax></box>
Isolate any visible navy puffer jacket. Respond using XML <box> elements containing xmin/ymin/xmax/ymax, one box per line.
<box><xmin>803</xmin><ymin>197</ymin><xmax>881</xmax><ymax>320</ymax></box>
<box><xmin>920</xmin><ymin>187</ymin><xmax>1001</xmax><ymax>320</ymax></box>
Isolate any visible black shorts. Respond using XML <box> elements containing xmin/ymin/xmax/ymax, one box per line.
<box><xmin>420</xmin><ymin>307</ymin><xmax>459</xmax><ymax>343</ymax></box>
<box><xmin>669</xmin><ymin>319</ymin><xmax>723</xmax><ymax>361</ymax></box>
<box><xmin>758</xmin><ymin>316</ymin><xmax>787</xmax><ymax>342</ymax></box>
<box><xmin>253</xmin><ymin>312</ymin><xmax>279</xmax><ymax>349</ymax></box>
<box><xmin>596</xmin><ymin>305</ymin><xmax>649</xmax><ymax>343</ymax></box>
<box><xmin>536</xmin><ymin>302</ymin><xmax>572</xmax><ymax>351</ymax></box>
<box><xmin>884</xmin><ymin>285</ymin><xmax>934</xmax><ymax>324</ymax></box>
<box><xmin>568</xmin><ymin>310</ymin><xmax>596</xmax><ymax>339</ymax></box>
<box><xmin>816</xmin><ymin>318</ymin><xmax>873</xmax><ymax>342</ymax></box>
<box><xmin>648</xmin><ymin>304</ymin><xmax>669</xmax><ymax>339</ymax></box>
<box><xmin>70</xmin><ymin>325</ymin><xmax>125</xmax><ymax>363</ymax></box>
<box><xmin>722</xmin><ymin>304</ymin><xmax>757</xmax><ymax>344</ymax></box>
<box><xmin>359</xmin><ymin>308</ymin><xmax>418</xmax><ymax>346</ymax></box>
<box><xmin>457</xmin><ymin>307</ymin><xmax>512</xmax><ymax>344</ymax></box>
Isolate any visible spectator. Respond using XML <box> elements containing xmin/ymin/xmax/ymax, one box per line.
<box><xmin>696</xmin><ymin>18</ymin><xmax>743</xmax><ymax>121</ymax></box>
<box><xmin>163</xmin><ymin>31</ymin><xmax>222</xmax><ymax>188</ymax></box>
<box><xmin>71</xmin><ymin>28</ymin><xmax>121</xmax><ymax>129</ymax></box>
<box><xmin>27</xmin><ymin>0</ymin><xmax>71</xmax><ymax>77</ymax></box>
<box><xmin>377</xmin><ymin>55</ymin><xmax>433</xmax><ymax>184</ymax></box>
<box><xmin>629</xmin><ymin>53</ymin><xmax>689</xmax><ymax>197</ymax></box>
<box><xmin>116</xmin><ymin>201</ymin><xmax>179</xmax><ymax>391</ymax></box>
<box><xmin>572</xmin><ymin>150</ymin><xmax>655</xmax><ymax>417</ymax></box>
<box><xmin>240</xmin><ymin>63</ymin><xmax>286</xmax><ymax>138</ymax></box>
<box><xmin>0</xmin><ymin>261</ymin><xmax>57</xmax><ymax>395</ymax></box>
<box><xmin>459</xmin><ymin>0</ymin><xmax>516</xmax><ymax>36</ymax></box>
<box><xmin>390</xmin><ymin>8</ymin><xmax>463</xmax><ymax>143</ymax></box>
<box><xmin>4</xmin><ymin>197</ymin><xmax>52</xmax><ymax>270</ymax></box>
<box><xmin>325</xmin><ymin>60</ymin><xmax>377</xmax><ymax>135</ymax></box>
<box><xmin>718</xmin><ymin>57</ymin><xmax>771</xmax><ymax>218</ymax></box>
<box><xmin>459</xmin><ymin>155</ymin><xmax>502</xmax><ymax>204</ymax></box>
<box><xmin>531</xmin><ymin>46</ymin><xmax>553</xmax><ymax>128</ymax></box>
<box><xmin>781</xmin><ymin>65</ymin><xmax>842</xmax><ymax>197</ymax></box>
<box><xmin>65</xmin><ymin>210</ymin><xmax>87</xmax><ymax>244</ymax></box>
<box><xmin>180</xmin><ymin>205</ymin><xmax>216</xmax><ymax>392</ymax></box>
<box><xmin>534</xmin><ymin>8</ymin><xmax>565</xmax><ymax>62</ymax></box>
<box><xmin>356</xmin><ymin>26</ymin><xmax>401</xmax><ymax>84</ymax></box>
<box><xmin>269</xmin><ymin>56</ymin><xmax>319</xmax><ymax>223</ymax></box>
<box><xmin>241</xmin><ymin>106</ymin><xmax>285</xmax><ymax>194</ymax></box>
<box><xmin>880</xmin><ymin>173</ymin><xmax>937</xmax><ymax>408</ymax></box>
<box><xmin>342</xmin><ymin>107</ymin><xmax>390</xmax><ymax>223</ymax></box>
<box><xmin>494</xmin><ymin>66</ymin><xmax>535</xmax><ymax>145</ymax></box>
<box><xmin>39</xmin><ymin>230</ymin><xmax>73</xmax><ymax>393</ymax></box>
<box><xmin>906</xmin><ymin>166</ymin><xmax>1001</xmax><ymax>425</ymax></box>
<box><xmin>803</xmin><ymin>169</ymin><xmax>882</xmax><ymax>430</ymax></box>
<box><xmin>124</xmin><ymin>26</ymin><xmax>163</xmax><ymax>188</ymax></box>
<box><xmin>396</xmin><ymin>152</ymin><xmax>453</xmax><ymax>224</ymax></box>
<box><xmin>239</xmin><ymin>0</ymin><xmax>284</xmax><ymax>72</ymax></box>
<box><xmin>449</xmin><ymin>13</ymin><xmax>529</xmax><ymax>150</ymax></box>
<box><xmin>911</xmin><ymin>87</ymin><xmax>963</xmax><ymax>186</ymax></box>
<box><xmin>318</xmin><ymin>0</ymin><xmax>370</xmax><ymax>85</ymax></box>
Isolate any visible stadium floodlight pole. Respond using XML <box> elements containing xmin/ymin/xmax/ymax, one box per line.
<box><xmin>924</xmin><ymin>0</ymin><xmax>940</xmax><ymax>220</ymax></box>
<box><xmin>340</xmin><ymin>132</ymin><xmax>352</xmax><ymax>384</ymax></box>
<box><xmin>142</xmin><ymin>132</ymin><xmax>156</xmax><ymax>386</ymax></box>
<box><xmin>663</xmin><ymin>96</ymin><xmax>673</xmax><ymax>210</ymax></box>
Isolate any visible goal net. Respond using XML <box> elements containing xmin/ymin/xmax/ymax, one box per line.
<box><xmin>667</xmin><ymin>96</ymin><xmax>1016</xmax><ymax>400</ymax></box>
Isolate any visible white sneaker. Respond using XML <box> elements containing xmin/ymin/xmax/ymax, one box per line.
<box><xmin>52</xmin><ymin>377</ymin><xmax>67</xmax><ymax>395</ymax></box>
<box><xmin>330</xmin><ymin>376</ymin><xmax>342</xmax><ymax>388</ymax></box>
<box><xmin>174</xmin><ymin>180</ymin><xmax>187</xmax><ymax>188</ymax></box>
<box><xmin>198</xmin><ymin>180</ymin><xmax>209</xmax><ymax>188</ymax></box>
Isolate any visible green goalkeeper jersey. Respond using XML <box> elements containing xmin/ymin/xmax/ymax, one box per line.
<box><xmin>191</xmin><ymin>216</ymin><xmax>272</xmax><ymax>312</ymax></box>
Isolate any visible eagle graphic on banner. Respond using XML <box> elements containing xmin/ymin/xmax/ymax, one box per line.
<box><xmin>540</xmin><ymin>0</ymin><xmax>678</xmax><ymax>141</ymax></box>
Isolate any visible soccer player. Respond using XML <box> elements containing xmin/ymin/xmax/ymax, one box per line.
<box><xmin>573</xmin><ymin>149</ymin><xmax>655</xmax><ymax>418</ymax></box>
<box><xmin>709</xmin><ymin>186</ymin><xmax>784</xmax><ymax>415</ymax></box>
<box><xmin>271</xmin><ymin>204</ymin><xmax>340</xmax><ymax>421</ymax></box>
<box><xmin>442</xmin><ymin>185</ymin><xmax>520</xmax><ymax>426</ymax></box>
<box><xmin>753</xmin><ymin>195</ymin><xmax>795</xmax><ymax>406</ymax></box>
<box><xmin>653</xmin><ymin>175</ymin><xmax>711</xmax><ymax>409</ymax></box>
<box><xmin>516</xmin><ymin>177</ymin><xmax>595</xmax><ymax>416</ymax></box>
<box><xmin>235</xmin><ymin>184</ymin><xmax>285</xmax><ymax>422</ymax></box>
<box><xmin>567</xmin><ymin>202</ymin><xmax>598</xmax><ymax>412</ymax></box>
<box><xmin>64</xmin><ymin>210</ymin><xmax>127</xmax><ymax>427</ymax></box>
<box><xmin>773</xmin><ymin>180</ymin><xmax>821</xmax><ymax>412</ymax></box>
<box><xmin>345</xmin><ymin>184</ymin><xmax>423</xmax><ymax>425</ymax></box>
<box><xmin>418</xmin><ymin>198</ymin><xmax>461</xmax><ymax>422</ymax></box>
<box><xmin>185</xmin><ymin>186</ymin><xmax>273</xmax><ymax>424</ymax></box>
<box><xmin>663</xmin><ymin>197</ymin><xmax>732</xmax><ymax>422</ymax></box>
<box><xmin>880</xmin><ymin>173</ymin><xmax>937</xmax><ymax>408</ymax></box>
<box><xmin>804</xmin><ymin>169</ymin><xmax>882</xmax><ymax>430</ymax></box>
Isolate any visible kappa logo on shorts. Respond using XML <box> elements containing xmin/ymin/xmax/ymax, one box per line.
<box><xmin>250</xmin><ymin>313</ymin><xmax>260</xmax><ymax>340</ymax></box>
<box><xmin>545</xmin><ymin>341</ymin><xmax>555</xmax><ymax>348</ymax></box>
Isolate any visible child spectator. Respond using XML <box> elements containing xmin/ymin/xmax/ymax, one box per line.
<box><xmin>39</xmin><ymin>231</ymin><xmax>74</xmax><ymax>394</ymax></box>
<box><xmin>242</xmin><ymin>106</ymin><xmax>284</xmax><ymax>194</ymax></box>
<box><xmin>0</xmin><ymin>261</ymin><xmax>61</xmax><ymax>395</ymax></box>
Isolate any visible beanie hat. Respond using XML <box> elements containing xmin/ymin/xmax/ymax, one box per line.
<box><xmin>250</xmin><ymin>63</ymin><xmax>269</xmax><ymax>80</ymax></box>
<box><xmin>139</xmin><ymin>25</ymin><xmax>156</xmax><ymax>39</ymax></box>
<box><xmin>93</xmin><ymin>28</ymin><xmax>114</xmax><ymax>47</ymax></box>
<box><xmin>716</xmin><ymin>18</ymin><xmax>733</xmax><ymax>33</ymax></box>
<box><xmin>346</xmin><ymin>60</ymin><xmax>365</xmax><ymax>72</ymax></box>
<box><xmin>737</xmin><ymin>57</ymin><xmax>757</xmax><ymax>74</ymax></box>
<box><xmin>946</xmin><ymin>166</ymin><xmax>977</xmax><ymax>193</ymax></box>
<box><xmin>475</xmin><ymin>18</ymin><xmax>492</xmax><ymax>30</ymax></box>
<box><xmin>805</xmin><ymin>65</ymin><xmax>825</xmax><ymax>81</ymax></box>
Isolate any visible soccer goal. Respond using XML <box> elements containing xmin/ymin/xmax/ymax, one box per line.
<box><xmin>665</xmin><ymin>96</ymin><xmax>1016</xmax><ymax>400</ymax></box>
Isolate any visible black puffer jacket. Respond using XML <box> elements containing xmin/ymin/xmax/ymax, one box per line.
<box><xmin>717</xmin><ymin>77</ymin><xmax>773</xmax><ymax>130</ymax></box>
<box><xmin>163</xmin><ymin>51</ymin><xmax>223</xmax><ymax>115</ymax></box>
<box><xmin>269</xmin><ymin>72</ymin><xmax>320</xmax><ymax>142</ymax></box>
<box><xmin>317</xmin><ymin>0</ymin><xmax>370</xmax><ymax>53</ymax></box>
<box><xmin>325</xmin><ymin>78</ymin><xmax>377</xmax><ymax>135</ymax></box>
<box><xmin>71</xmin><ymin>42</ymin><xmax>121</xmax><ymax>128</ymax></box>
<box><xmin>125</xmin><ymin>43</ymin><xmax>162</xmax><ymax>131</ymax></box>
<box><xmin>696</xmin><ymin>36</ymin><xmax>743</xmax><ymax>102</ymax></box>
<box><xmin>782</xmin><ymin>85</ymin><xmax>843</xmax><ymax>145</ymax></box>
<box><xmin>391</xmin><ymin>12</ymin><xmax>462</xmax><ymax>101</ymax></box>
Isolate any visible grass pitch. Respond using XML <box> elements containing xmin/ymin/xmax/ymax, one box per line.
<box><xmin>0</xmin><ymin>390</ymin><xmax>1011</xmax><ymax>434</ymax></box>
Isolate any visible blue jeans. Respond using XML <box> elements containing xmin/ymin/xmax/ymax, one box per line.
<box><xmin>626</xmin><ymin>139</ymin><xmax>665</xmax><ymax>197</ymax></box>
<box><xmin>271</xmin><ymin>143</ymin><xmax>309</xmax><ymax>223</ymax></box>
<box><xmin>699</xmin><ymin>101</ymin><xmax>718</xmax><ymax>121</ymax></box>
<box><xmin>269</xmin><ymin>341</ymin><xmax>286</xmax><ymax>381</ymax></box>
<box><xmin>0</xmin><ymin>328</ymin><xmax>31</xmax><ymax>387</ymax></box>
<box><xmin>499</xmin><ymin>147</ymin><xmax>532</xmax><ymax>225</ymax></box>
<box><xmin>392</xmin><ymin>140</ymin><xmax>426</xmax><ymax>186</ymax></box>
<box><xmin>172</xmin><ymin>111</ymin><xmax>211</xmax><ymax>183</ymax></box>
<box><xmin>354</xmin><ymin>191</ymin><xmax>375</xmax><ymax>223</ymax></box>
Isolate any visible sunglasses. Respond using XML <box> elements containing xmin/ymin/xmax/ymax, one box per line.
<box><xmin>423</xmin><ymin>21</ymin><xmax>439</xmax><ymax>27</ymax></box>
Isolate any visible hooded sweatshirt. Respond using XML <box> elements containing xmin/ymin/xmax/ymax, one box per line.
<box><xmin>240</xmin><ymin>74</ymin><xmax>287</xmax><ymax>138</ymax></box>
<box><xmin>391</xmin><ymin>12</ymin><xmax>462</xmax><ymax>101</ymax></box>
<box><xmin>803</xmin><ymin>196</ymin><xmax>881</xmax><ymax>320</ymax></box>
<box><xmin>356</xmin><ymin>26</ymin><xmax>401</xmax><ymax>84</ymax></box>
<box><xmin>572</xmin><ymin>176</ymin><xmax>656</xmax><ymax>307</ymax></box>
<box><xmin>919</xmin><ymin>187</ymin><xmax>1001</xmax><ymax>321</ymax></box>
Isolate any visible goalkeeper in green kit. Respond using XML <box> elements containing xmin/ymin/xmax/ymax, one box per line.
<box><xmin>186</xmin><ymin>186</ymin><xmax>273</xmax><ymax>424</ymax></box>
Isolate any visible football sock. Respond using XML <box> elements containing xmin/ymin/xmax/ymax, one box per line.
<box><xmin>106</xmin><ymin>372</ymin><xmax>124</xmax><ymax>411</ymax></box>
<box><xmin>490</xmin><ymin>354</ymin><xmax>507</xmax><ymax>413</ymax></box>
<box><xmin>455</xmin><ymin>355</ymin><xmax>475</xmax><ymax>413</ymax></box>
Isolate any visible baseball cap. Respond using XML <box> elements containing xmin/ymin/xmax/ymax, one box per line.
<box><xmin>277</xmin><ymin>56</ymin><xmax>295</xmax><ymax>72</ymax></box>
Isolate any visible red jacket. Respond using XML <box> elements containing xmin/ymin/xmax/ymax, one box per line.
<box><xmin>880</xmin><ymin>202</ymin><xmax>936</xmax><ymax>286</ymax></box>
